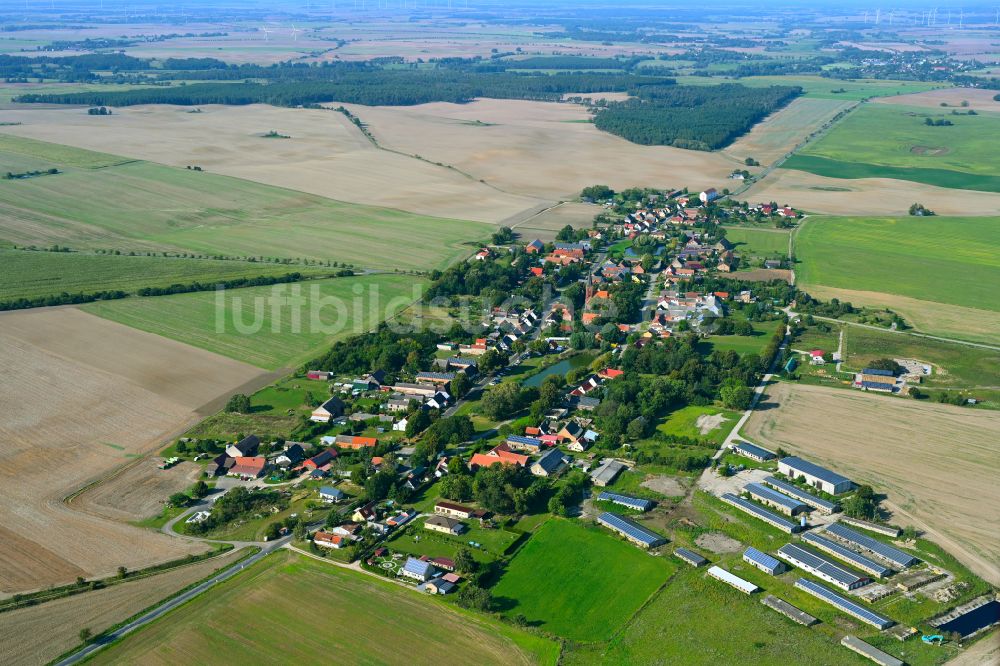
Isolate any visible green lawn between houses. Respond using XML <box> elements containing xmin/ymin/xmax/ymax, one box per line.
<box><xmin>656</xmin><ymin>404</ymin><xmax>741</xmax><ymax>446</ymax></box>
<box><xmin>88</xmin><ymin>550</ymin><xmax>559</xmax><ymax>666</ymax></box>
<box><xmin>0</xmin><ymin>134</ymin><xmax>489</xmax><ymax>271</ymax></box>
<box><xmin>83</xmin><ymin>273</ymin><xmax>426</xmax><ymax>370</ymax></box>
<box><xmin>492</xmin><ymin>518</ymin><xmax>674</xmax><ymax>642</ymax></box>
<box><xmin>722</xmin><ymin>227</ymin><xmax>791</xmax><ymax>259</ymax></box>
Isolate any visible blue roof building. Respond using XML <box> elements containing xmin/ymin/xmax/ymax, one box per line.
<box><xmin>597</xmin><ymin>491</ymin><xmax>655</xmax><ymax>512</ymax></box>
<box><xmin>778</xmin><ymin>456</ymin><xmax>853</xmax><ymax>495</ymax></box>
<box><xmin>401</xmin><ymin>557</ymin><xmax>435</xmax><ymax>582</ymax></box>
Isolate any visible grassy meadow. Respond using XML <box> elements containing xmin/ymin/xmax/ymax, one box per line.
<box><xmin>83</xmin><ymin>274</ymin><xmax>425</xmax><ymax>369</ymax></box>
<box><xmin>0</xmin><ymin>134</ymin><xmax>488</xmax><ymax>271</ymax></box>
<box><xmin>700</xmin><ymin>318</ymin><xmax>783</xmax><ymax>356</ymax></box>
<box><xmin>656</xmin><ymin>404</ymin><xmax>740</xmax><ymax>445</ymax></box>
<box><xmin>723</xmin><ymin>227</ymin><xmax>790</xmax><ymax>257</ymax></box>
<box><xmin>88</xmin><ymin>550</ymin><xmax>559</xmax><ymax>666</ymax></box>
<box><xmin>783</xmin><ymin>104</ymin><xmax>1000</xmax><ymax>191</ymax></box>
<box><xmin>492</xmin><ymin>519</ymin><xmax>674</xmax><ymax>641</ymax></box>
<box><xmin>795</xmin><ymin>216</ymin><xmax>1000</xmax><ymax>313</ymax></box>
<box><xmin>0</xmin><ymin>249</ymin><xmax>333</xmax><ymax>301</ymax></box>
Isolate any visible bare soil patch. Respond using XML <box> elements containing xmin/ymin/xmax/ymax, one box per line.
<box><xmin>736</xmin><ymin>268</ymin><xmax>793</xmax><ymax>283</ymax></box>
<box><xmin>640</xmin><ymin>475</ymin><xmax>686</xmax><ymax>497</ymax></box>
<box><xmin>910</xmin><ymin>145</ymin><xmax>951</xmax><ymax>156</ymax></box>
<box><xmin>0</xmin><ymin>308</ymin><xmax>263</xmax><ymax>594</ymax></box>
<box><xmin>695</xmin><ymin>413</ymin><xmax>728</xmax><ymax>435</ymax></box>
<box><xmin>744</xmin><ymin>382</ymin><xmax>1000</xmax><ymax>586</ymax></box>
<box><xmin>511</xmin><ymin>201</ymin><xmax>602</xmax><ymax>240</ymax></box>
<box><xmin>0</xmin><ymin>548</ymin><xmax>248</xmax><ymax>666</ymax></box>
<box><xmin>745</xmin><ymin>168</ymin><xmax>1000</xmax><ymax>216</ymax></box>
<box><xmin>695</xmin><ymin>531</ymin><xmax>743</xmax><ymax>555</ymax></box>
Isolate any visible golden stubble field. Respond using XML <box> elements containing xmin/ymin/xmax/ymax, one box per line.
<box><xmin>874</xmin><ymin>87</ymin><xmax>1000</xmax><ymax>113</ymax></box>
<box><xmin>723</xmin><ymin>97</ymin><xmax>854</xmax><ymax>166</ymax></box>
<box><xmin>0</xmin><ymin>548</ymin><xmax>248</xmax><ymax>666</ymax></box>
<box><xmin>0</xmin><ymin>308</ymin><xmax>265</xmax><ymax>594</ymax></box>
<box><xmin>0</xmin><ymin>99</ymin><xmax>737</xmax><ymax>223</ymax></box>
<box><xmin>744</xmin><ymin>382</ymin><xmax>1000</xmax><ymax>586</ymax></box>
<box><xmin>743</xmin><ymin>167</ymin><xmax>1000</xmax><ymax>215</ymax></box>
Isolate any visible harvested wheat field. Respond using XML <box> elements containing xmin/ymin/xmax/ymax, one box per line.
<box><xmin>0</xmin><ymin>104</ymin><xmax>542</xmax><ymax>223</ymax></box>
<box><xmin>0</xmin><ymin>308</ymin><xmax>265</xmax><ymax>594</ymax></box>
<box><xmin>337</xmin><ymin>98</ymin><xmax>735</xmax><ymax>198</ymax></box>
<box><xmin>800</xmin><ymin>285</ymin><xmax>1000</xmax><ymax>345</ymax></box>
<box><xmin>744</xmin><ymin>168</ymin><xmax>1000</xmax><ymax>216</ymax></box>
<box><xmin>875</xmin><ymin>87</ymin><xmax>1000</xmax><ymax>113</ymax></box>
<box><xmin>73</xmin><ymin>458</ymin><xmax>202</xmax><ymax>524</ymax></box>
<box><xmin>744</xmin><ymin>382</ymin><xmax>1000</xmax><ymax>586</ymax></box>
<box><xmin>511</xmin><ymin>201</ymin><xmax>602</xmax><ymax>240</ymax></box>
<box><xmin>0</xmin><ymin>548</ymin><xmax>248</xmax><ymax>666</ymax></box>
<box><xmin>724</xmin><ymin>97</ymin><xmax>854</xmax><ymax>165</ymax></box>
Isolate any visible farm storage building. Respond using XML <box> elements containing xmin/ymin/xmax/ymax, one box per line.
<box><xmin>794</xmin><ymin>579</ymin><xmax>894</xmax><ymax>630</ymax></box>
<box><xmin>707</xmin><ymin>566</ymin><xmax>758</xmax><ymax>594</ymax></box>
<box><xmin>763</xmin><ymin>476</ymin><xmax>839</xmax><ymax>514</ymax></box>
<box><xmin>825</xmin><ymin>523</ymin><xmax>919</xmax><ymax>568</ymax></box>
<box><xmin>777</xmin><ymin>456</ymin><xmax>853</xmax><ymax>495</ymax></box>
<box><xmin>597</xmin><ymin>512</ymin><xmax>666</xmax><ymax>548</ymax></box>
<box><xmin>744</xmin><ymin>482</ymin><xmax>810</xmax><ymax>516</ymax></box>
<box><xmin>777</xmin><ymin>543</ymin><xmax>869</xmax><ymax>591</ymax></box>
<box><xmin>840</xmin><ymin>636</ymin><xmax>904</xmax><ymax>666</ymax></box>
<box><xmin>674</xmin><ymin>547</ymin><xmax>708</xmax><ymax>567</ymax></box>
<box><xmin>743</xmin><ymin>547</ymin><xmax>786</xmax><ymax>575</ymax></box>
<box><xmin>597</xmin><ymin>491</ymin><xmax>655</xmax><ymax>512</ymax></box>
<box><xmin>720</xmin><ymin>492</ymin><xmax>801</xmax><ymax>533</ymax></box>
<box><xmin>802</xmin><ymin>532</ymin><xmax>891</xmax><ymax>578</ymax></box>
<box><xmin>732</xmin><ymin>441</ymin><xmax>776</xmax><ymax>462</ymax></box>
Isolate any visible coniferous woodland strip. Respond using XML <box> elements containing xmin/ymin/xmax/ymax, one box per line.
<box><xmin>593</xmin><ymin>83</ymin><xmax>801</xmax><ymax>150</ymax></box>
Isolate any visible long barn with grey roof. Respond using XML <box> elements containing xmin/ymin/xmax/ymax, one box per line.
<box><xmin>778</xmin><ymin>456</ymin><xmax>853</xmax><ymax>495</ymax></box>
<box><xmin>744</xmin><ymin>482</ymin><xmax>810</xmax><ymax>516</ymax></box>
<box><xmin>731</xmin><ymin>441</ymin><xmax>776</xmax><ymax>462</ymax></box>
<box><xmin>826</xmin><ymin>523</ymin><xmax>919</xmax><ymax>568</ymax></box>
<box><xmin>597</xmin><ymin>512</ymin><xmax>666</xmax><ymax>548</ymax></box>
<box><xmin>777</xmin><ymin>543</ymin><xmax>869</xmax><ymax>590</ymax></box>
<box><xmin>795</xmin><ymin>579</ymin><xmax>893</xmax><ymax>630</ymax></box>
<box><xmin>720</xmin><ymin>492</ymin><xmax>801</xmax><ymax>533</ymax></box>
<box><xmin>763</xmin><ymin>476</ymin><xmax>840</xmax><ymax>514</ymax></box>
<box><xmin>802</xmin><ymin>532</ymin><xmax>891</xmax><ymax>578</ymax></box>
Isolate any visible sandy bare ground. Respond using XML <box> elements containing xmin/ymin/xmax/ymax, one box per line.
<box><xmin>696</xmin><ymin>413</ymin><xmax>728</xmax><ymax>435</ymax></box>
<box><xmin>736</xmin><ymin>268</ymin><xmax>793</xmax><ymax>283</ymax></box>
<box><xmin>743</xmin><ymin>168</ymin><xmax>1000</xmax><ymax>216</ymax></box>
<box><xmin>799</xmin><ymin>285</ymin><xmax>1000</xmax><ymax>345</ymax></box>
<box><xmin>0</xmin><ymin>104</ymin><xmax>543</xmax><ymax>224</ymax></box>
<box><xmin>640</xmin><ymin>475</ymin><xmax>687</xmax><ymax>497</ymax></box>
<box><xmin>695</xmin><ymin>532</ymin><xmax>743</xmax><ymax>555</ymax></box>
<box><xmin>875</xmin><ymin>87</ymin><xmax>1000</xmax><ymax>113</ymax></box>
<box><xmin>0</xmin><ymin>308</ymin><xmax>264</xmax><ymax>594</ymax></box>
<box><xmin>512</xmin><ymin>201</ymin><xmax>602</xmax><ymax>240</ymax></box>
<box><xmin>724</xmin><ymin>97</ymin><xmax>854</xmax><ymax>166</ymax></box>
<box><xmin>337</xmin><ymin>98</ymin><xmax>736</xmax><ymax>199</ymax></box>
<box><xmin>74</xmin><ymin>459</ymin><xmax>202</xmax><ymax>524</ymax></box>
<box><xmin>0</xmin><ymin>548</ymin><xmax>248</xmax><ymax>666</ymax></box>
<box><xmin>744</xmin><ymin>382</ymin><xmax>1000</xmax><ymax>586</ymax></box>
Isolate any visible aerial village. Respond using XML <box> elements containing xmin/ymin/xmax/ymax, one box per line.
<box><xmin>161</xmin><ymin>186</ymin><xmax>998</xmax><ymax>666</ymax></box>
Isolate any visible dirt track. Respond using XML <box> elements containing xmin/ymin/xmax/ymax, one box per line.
<box><xmin>744</xmin><ymin>382</ymin><xmax>1000</xmax><ymax>586</ymax></box>
<box><xmin>0</xmin><ymin>308</ymin><xmax>264</xmax><ymax>594</ymax></box>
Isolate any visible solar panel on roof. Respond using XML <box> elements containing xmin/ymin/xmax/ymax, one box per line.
<box><xmin>720</xmin><ymin>493</ymin><xmax>799</xmax><ymax>532</ymax></box>
<box><xmin>862</xmin><ymin>368</ymin><xmax>895</xmax><ymax>377</ymax></box>
<box><xmin>733</xmin><ymin>441</ymin><xmax>775</xmax><ymax>459</ymax></box>
<box><xmin>777</xmin><ymin>544</ymin><xmax>867</xmax><ymax>588</ymax></box>
<box><xmin>763</xmin><ymin>477</ymin><xmax>839</xmax><ymax>512</ymax></box>
<box><xmin>826</xmin><ymin>523</ymin><xmax>918</xmax><ymax>567</ymax></box>
<box><xmin>802</xmin><ymin>532</ymin><xmax>891</xmax><ymax>577</ymax></box>
<box><xmin>794</xmin><ymin>578</ymin><xmax>893</xmax><ymax>629</ymax></box>
<box><xmin>861</xmin><ymin>381</ymin><xmax>895</xmax><ymax>390</ymax></box>
<box><xmin>598</xmin><ymin>512</ymin><xmax>665</xmax><ymax>546</ymax></box>
<box><xmin>675</xmin><ymin>547</ymin><xmax>708</xmax><ymax>566</ymax></box>
<box><xmin>744</xmin><ymin>547</ymin><xmax>783</xmax><ymax>573</ymax></box>
<box><xmin>778</xmin><ymin>457</ymin><xmax>850</xmax><ymax>486</ymax></box>
<box><xmin>745</xmin><ymin>483</ymin><xmax>809</xmax><ymax>513</ymax></box>
<box><xmin>597</xmin><ymin>491</ymin><xmax>654</xmax><ymax>511</ymax></box>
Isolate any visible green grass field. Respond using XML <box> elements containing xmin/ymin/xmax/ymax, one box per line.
<box><xmin>722</xmin><ymin>227</ymin><xmax>790</xmax><ymax>258</ymax></box>
<box><xmin>387</xmin><ymin>517</ymin><xmax>521</xmax><ymax>565</ymax></box>
<box><xmin>0</xmin><ymin>134</ymin><xmax>488</xmax><ymax>271</ymax></box>
<box><xmin>83</xmin><ymin>274</ymin><xmax>425</xmax><ymax>369</ymax></box>
<box><xmin>0</xmin><ymin>249</ymin><xmax>333</xmax><ymax>301</ymax></box>
<box><xmin>89</xmin><ymin>550</ymin><xmax>559</xmax><ymax>666</ymax></box>
<box><xmin>492</xmin><ymin>519</ymin><xmax>674</xmax><ymax>641</ymax></box>
<box><xmin>783</xmin><ymin>104</ymin><xmax>1000</xmax><ymax>191</ymax></box>
<box><xmin>795</xmin><ymin>216</ymin><xmax>1000</xmax><ymax>313</ymax></box>
<box><xmin>656</xmin><ymin>405</ymin><xmax>740</xmax><ymax>445</ymax></box>
<box><xmin>700</xmin><ymin>318</ymin><xmax>782</xmax><ymax>356</ymax></box>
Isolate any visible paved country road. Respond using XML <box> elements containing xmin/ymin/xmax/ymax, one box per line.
<box><xmin>54</xmin><ymin>538</ymin><xmax>289</xmax><ymax>666</ymax></box>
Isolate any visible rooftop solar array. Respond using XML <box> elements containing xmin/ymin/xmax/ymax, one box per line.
<box><xmin>720</xmin><ymin>493</ymin><xmax>800</xmax><ymax>533</ymax></box>
<box><xmin>743</xmin><ymin>547</ymin><xmax>783</xmax><ymax>574</ymax></box>
<box><xmin>597</xmin><ymin>491</ymin><xmax>655</xmax><ymax>512</ymax></box>
<box><xmin>778</xmin><ymin>457</ymin><xmax>851</xmax><ymax>486</ymax></box>
<box><xmin>764</xmin><ymin>476</ymin><xmax>839</xmax><ymax>513</ymax></box>
<box><xmin>674</xmin><ymin>547</ymin><xmax>708</xmax><ymax>567</ymax></box>
<box><xmin>777</xmin><ymin>543</ymin><xmax>868</xmax><ymax>589</ymax></box>
<box><xmin>732</xmin><ymin>441</ymin><xmax>776</xmax><ymax>459</ymax></box>
<box><xmin>827</xmin><ymin>523</ymin><xmax>919</xmax><ymax>568</ymax></box>
<box><xmin>506</xmin><ymin>435</ymin><xmax>542</xmax><ymax>447</ymax></box>
<box><xmin>862</xmin><ymin>367</ymin><xmax>895</xmax><ymax>377</ymax></box>
<box><xmin>794</xmin><ymin>578</ymin><xmax>894</xmax><ymax>629</ymax></box>
<box><xmin>597</xmin><ymin>512</ymin><xmax>666</xmax><ymax>547</ymax></box>
<box><xmin>745</xmin><ymin>483</ymin><xmax>809</xmax><ymax>514</ymax></box>
<box><xmin>708</xmin><ymin>566</ymin><xmax>759</xmax><ymax>594</ymax></box>
<box><xmin>802</xmin><ymin>532</ymin><xmax>891</xmax><ymax>577</ymax></box>
<box><xmin>861</xmin><ymin>381</ymin><xmax>896</xmax><ymax>391</ymax></box>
